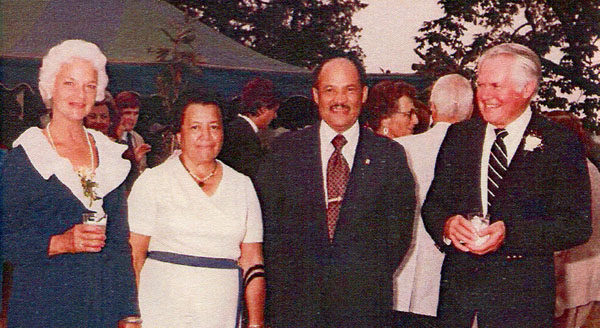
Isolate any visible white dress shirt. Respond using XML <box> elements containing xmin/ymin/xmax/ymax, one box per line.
<box><xmin>319</xmin><ymin>120</ymin><xmax>360</xmax><ymax>203</ymax></box>
<box><xmin>480</xmin><ymin>107</ymin><xmax>532</xmax><ymax>215</ymax></box>
<box><xmin>238</xmin><ymin>114</ymin><xmax>259</xmax><ymax>133</ymax></box>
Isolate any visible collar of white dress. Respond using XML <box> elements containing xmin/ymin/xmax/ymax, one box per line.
<box><xmin>13</xmin><ymin>127</ymin><xmax>131</xmax><ymax>212</ymax></box>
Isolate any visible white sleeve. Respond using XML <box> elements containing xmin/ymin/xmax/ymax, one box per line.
<box><xmin>242</xmin><ymin>177</ymin><xmax>263</xmax><ymax>243</ymax></box>
<box><xmin>127</xmin><ymin>170</ymin><xmax>157</xmax><ymax>236</ymax></box>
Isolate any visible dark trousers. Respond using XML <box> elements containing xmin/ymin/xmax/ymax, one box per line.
<box><xmin>437</xmin><ymin>279</ymin><xmax>554</xmax><ymax>328</ymax></box>
<box><xmin>394</xmin><ymin>310</ymin><xmax>441</xmax><ymax>328</ymax></box>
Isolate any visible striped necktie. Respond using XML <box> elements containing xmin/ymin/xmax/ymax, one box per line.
<box><xmin>488</xmin><ymin>128</ymin><xmax>508</xmax><ymax>208</ymax></box>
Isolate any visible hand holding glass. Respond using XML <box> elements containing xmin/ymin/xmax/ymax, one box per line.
<box><xmin>467</xmin><ymin>212</ymin><xmax>490</xmax><ymax>246</ymax></box>
<box><xmin>82</xmin><ymin>212</ymin><xmax>107</xmax><ymax>233</ymax></box>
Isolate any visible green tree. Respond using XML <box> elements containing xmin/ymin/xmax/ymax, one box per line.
<box><xmin>166</xmin><ymin>0</ymin><xmax>368</xmax><ymax>68</ymax></box>
<box><xmin>413</xmin><ymin>0</ymin><xmax>600</xmax><ymax>130</ymax></box>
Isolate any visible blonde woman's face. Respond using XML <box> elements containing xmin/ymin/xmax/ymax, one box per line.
<box><xmin>51</xmin><ymin>58</ymin><xmax>98</xmax><ymax>123</ymax></box>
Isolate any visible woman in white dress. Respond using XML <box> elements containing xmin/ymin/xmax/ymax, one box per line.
<box><xmin>128</xmin><ymin>94</ymin><xmax>265</xmax><ymax>328</ymax></box>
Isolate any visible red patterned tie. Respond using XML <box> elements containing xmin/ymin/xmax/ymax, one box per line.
<box><xmin>326</xmin><ymin>134</ymin><xmax>350</xmax><ymax>240</ymax></box>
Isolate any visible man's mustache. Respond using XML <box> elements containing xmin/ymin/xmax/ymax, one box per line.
<box><xmin>329</xmin><ymin>104</ymin><xmax>350</xmax><ymax>111</ymax></box>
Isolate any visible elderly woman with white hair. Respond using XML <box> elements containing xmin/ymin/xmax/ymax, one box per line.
<box><xmin>0</xmin><ymin>40</ymin><xmax>141</xmax><ymax>327</ymax></box>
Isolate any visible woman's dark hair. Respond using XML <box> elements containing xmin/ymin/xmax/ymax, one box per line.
<box><xmin>362</xmin><ymin>80</ymin><xmax>417</xmax><ymax>131</ymax></box>
<box><xmin>412</xmin><ymin>99</ymin><xmax>431</xmax><ymax>134</ymax></box>
<box><xmin>173</xmin><ymin>90</ymin><xmax>223</xmax><ymax>132</ymax></box>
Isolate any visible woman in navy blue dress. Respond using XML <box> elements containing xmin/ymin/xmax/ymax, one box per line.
<box><xmin>0</xmin><ymin>40</ymin><xmax>140</xmax><ymax>327</ymax></box>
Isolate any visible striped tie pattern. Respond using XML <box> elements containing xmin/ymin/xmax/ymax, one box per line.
<box><xmin>326</xmin><ymin>134</ymin><xmax>350</xmax><ymax>240</ymax></box>
<box><xmin>487</xmin><ymin>128</ymin><xmax>508</xmax><ymax>207</ymax></box>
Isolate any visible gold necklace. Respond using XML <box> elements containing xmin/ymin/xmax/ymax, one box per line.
<box><xmin>47</xmin><ymin>121</ymin><xmax>95</xmax><ymax>172</ymax></box>
<box><xmin>47</xmin><ymin>122</ymin><xmax>99</xmax><ymax>206</ymax></box>
<box><xmin>184</xmin><ymin>161</ymin><xmax>218</xmax><ymax>187</ymax></box>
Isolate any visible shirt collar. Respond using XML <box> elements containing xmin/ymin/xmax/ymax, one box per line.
<box><xmin>319</xmin><ymin>120</ymin><xmax>360</xmax><ymax>146</ymax></box>
<box><xmin>488</xmin><ymin>106</ymin><xmax>532</xmax><ymax>138</ymax></box>
<box><xmin>238</xmin><ymin>114</ymin><xmax>259</xmax><ymax>133</ymax></box>
<box><xmin>13</xmin><ymin>127</ymin><xmax>131</xmax><ymax>212</ymax></box>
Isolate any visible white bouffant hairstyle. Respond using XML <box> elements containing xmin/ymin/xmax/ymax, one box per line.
<box><xmin>38</xmin><ymin>39</ymin><xmax>108</xmax><ymax>108</ymax></box>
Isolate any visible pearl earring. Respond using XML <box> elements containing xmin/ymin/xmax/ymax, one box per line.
<box><xmin>383</xmin><ymin>127</ymin><xmax>389</xmax><ymax>136</ymax></box>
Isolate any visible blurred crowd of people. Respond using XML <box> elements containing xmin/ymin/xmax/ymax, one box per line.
<box><xmin>0</xmin><ymin>38</ymin><xmax>599</xmax><ymax>328</ymax></box>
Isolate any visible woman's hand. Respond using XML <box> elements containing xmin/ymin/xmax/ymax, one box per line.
<box><xmin>48</xmin><ymin>224</ymin><xmax>106</xmax><ymax>256</ymax></box>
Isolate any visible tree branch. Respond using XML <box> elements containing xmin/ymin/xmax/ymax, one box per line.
<box><xmin>540</xmin><ymin>57</ymin><xmax>600</xmax><ymax>95</ymax></box>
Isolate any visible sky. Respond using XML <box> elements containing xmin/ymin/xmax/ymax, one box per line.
<box><xmin>353</xmin><ymin>0</ymin><xmax>444</xmax><ymax>73</ymax></box>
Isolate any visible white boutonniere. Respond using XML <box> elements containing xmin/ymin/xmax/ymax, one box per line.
<box><xmin>523</xmin><ymin>133</ymin><xmax>543</xmax><ymax>152</ymax></box>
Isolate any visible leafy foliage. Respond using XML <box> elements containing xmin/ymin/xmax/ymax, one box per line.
<box><xmin>166</xmin><ymin>0</ymin><xmax>367</xmax><ymax>68</ymax></box>
<box><xmin>413</xmin><ymin>0</ymin><xmax>600</xmax><ymax>130</ymax></box>
<box><xmin>144</xmin><ymin>14</ymin><xmax>206</xmax><ymax>165</ymax></box>
<box><xmin>147</xmin><ymin>14</ymin><xmax>205</xmax><ymax>113</ymax></box>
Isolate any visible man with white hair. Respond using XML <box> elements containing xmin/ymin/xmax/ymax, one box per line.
<box><xmin>422</xmin><ymin>43</ymin><xmax>591</xmax><ymax>327</ymax></box>
<box><xmin>393</xmin><ymin>73</ymin><xmax>473</xmax><ymax>327</ymax></box>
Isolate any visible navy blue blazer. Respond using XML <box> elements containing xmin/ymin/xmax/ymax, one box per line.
<box><xmin>422</xmin><ymin>112</ymin><xmax>592</xmax><ymax>324</ymax></box>
<box><xmin>0</xmin><ymin>147</ymin><xmax>139</xmax><ymax>327</ymax></box>
<box><xmin>219</xmin><ymin>116</ymin><xmax>264</xmax><ymax>179</ymax></box>
<box><xmin>255</xmin><ymin>123</ymin><xmax>415</xmax><ymax>327</ymax></box>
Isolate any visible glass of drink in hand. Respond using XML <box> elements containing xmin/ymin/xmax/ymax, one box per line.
<box><xmin>82</xmin><ymin>212</ymin><xmax>107</xmax><ymax>233</ymax></box>
<box><xmin>467</xmin><ymin>212</ymin><xmax>490</xmax><ymax>246</ymax></box>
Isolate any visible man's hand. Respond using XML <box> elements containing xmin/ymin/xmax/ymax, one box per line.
<box><xmin>134</xmin><ymin>143</ymin><xmax>151</xmax><ymax>163</ymax></box>
<box><xmin>467</xmin><ymin>221</ymin><xmax>505</xmax><ymax>255</ymax></box>
<box><xmin>443</xmin><ymin>215</ymin><xmax>476</xmax><ymax>252</ymax></box>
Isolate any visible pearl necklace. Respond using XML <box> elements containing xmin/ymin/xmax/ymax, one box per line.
<box><xmin>47</xmin><ymin>121</ymin><xmax>95</xmax><ymax>173</ymax></box>
<box><xmin>183</xmin><ymin>161</ymin><xmax>218</xmax><ymax>187</ymax></box>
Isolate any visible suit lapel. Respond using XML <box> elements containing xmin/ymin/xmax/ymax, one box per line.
<box><xmin>491</xmin><ymin>112</ymin><xmax>546</xmax><ymax>212</ymax></box>
<box><xmin>466</xmin><ymin>118</ymin><xmax>487</xmax><ymax>214</ymax></box>
<box><xmin>335</xmin><ymin>128</ymin><xmax>374</xmax><ymax>237</ymax></box>
<box><xmin>299</xmin><ymin>124</ymin><xmax>329</xmax><ymax>241</ymax></box>
<box><xmin>506</xmin><ymin>112</ymin><xmax>544</xmax><ymax>171</ymax></box>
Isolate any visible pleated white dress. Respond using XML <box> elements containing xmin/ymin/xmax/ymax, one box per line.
<box><xmin>128</xmin><ymin>157</ymin><xmax>263</xmax><ymax>328</ymax></box>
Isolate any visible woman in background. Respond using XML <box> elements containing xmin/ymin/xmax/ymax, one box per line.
<box><xmin>362</xmin><ymin>80</ymin><xmax>419</xmax><ymax>138</ymax></box>
<box><xmin>0</xmin><ymin>40</ymin><xmax>140</xmax><ymax>327</ymax></box>
<box><xmin>546</xmin><ymin>111</ymin><xmax>600</xmax><ymax>328</ymax></box>
<box><xmin>128</xmin><ymin>93</ymin><xmax>265</xmax><ymax>327</ymax></box>
<box><xmin>84</xmin><ymin>91</ymin><xmax>114</xmax><ymax>135</ymax></box>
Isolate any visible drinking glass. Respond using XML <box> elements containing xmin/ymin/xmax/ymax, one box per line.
<box><xmin>467</xmin><ymin>212</ymin><xmax>490</xmax><ymax>246</ymax></box>
<box><xmin>82</xmin><ymin>212</ymin><xmax>107</xmax><ymax>233</ymax></box>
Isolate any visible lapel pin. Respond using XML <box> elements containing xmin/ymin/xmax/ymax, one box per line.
<box><xmin>365</xmin><ymin>158</ymin><xmax>370</xmax><ymax>165</ymax></box>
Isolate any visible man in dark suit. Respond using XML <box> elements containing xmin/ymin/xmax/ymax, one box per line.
<box><xmin>255</xmin><ymin>56</ymin><xmax>415</xmax><ymax>327</ymax></box>
<box><xmin>422</xmin><ymin>43</ymin><xmax>592</xmax><ymax>327</ymax></box>
<box><xmin>219</xmin><ymin>77</ymin><xmax>279</xmax><ymax>179</ymax></box>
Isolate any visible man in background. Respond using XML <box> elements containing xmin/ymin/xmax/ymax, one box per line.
<box><xmin>219</xmin><ymin>77</ymin><xmax>279</xmax><ymax>179</ymax></box>
<box><xmin>394</xmin><ymin>73</ymin><xmax>474</xmax><ymax>327</ymax></box>
<box><xmin>113</xmin><ymin>91</ymin><xmax>151</xmax><ymax>191</ymax></box>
